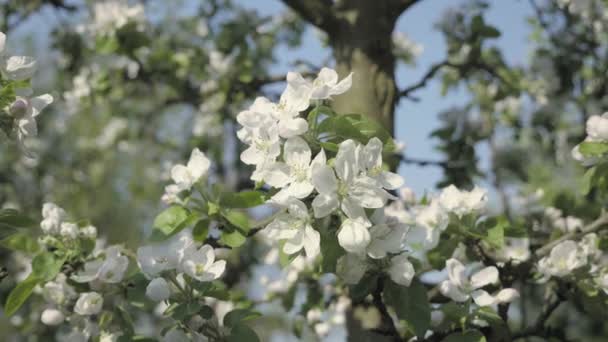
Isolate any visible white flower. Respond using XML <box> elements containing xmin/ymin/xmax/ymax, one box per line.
<box><xmin>100</xmin><ymin>332</ymin><xmax>122</xmax><ymax>342</ymax></box>
<box><xmin>265</xmin><ymin>137</ymin><xmax>326</xmax><ymax>203</ymax></box>
<box><xmin>171</xmin><ymin>148</ymin><xmax>211</xmax><ymax>191</ymax></box>
<box><xmin>405</xmin><ymin>201</ymin><xmax>448</xmax><ymax>255</ymax></box>
<box><xmin>79</xmin><ymin>225</ymin><xmax>98</xmax><ymax>239</ymax></box>
<box><xmin>146</xmin><ymin>277</ymin><xmax>171</xmax><ymax>301</ymax></box>
<box><xmin>438</xmin><ymin>185</ymin><xmax>488</xmax><ymax>217</ymax></box>
<box><xmin>41</xmin><ymin>308</ymin><xmax>65</xmax><ymax>326</ymax></box>
<box><xmin>497</xmin><ymin>238</ymin><xmax>530</xmax><ymax>264</ymax></box>
<box><xmin>538</xmin><ymin>240</ymin><xmax>588</xmax><ymax>278</ymax></box>
<box><xmin>439</xmin><ymin>259</ymin><xmax>518</xmax><ymax>306</ymax></box>
<box><xmin>287</xmin><ymin>67</ymin><xmax>353</xmax><ymax>100</ymax></box>
<box><xmin>387</xmin><ymin>254</ymin><xmax>415</xmax><ymax>286</ymax></box>
<box><xmin>366</xmin><ymin>208</ymin><xmax>408</xmax><ymax>259</ymax></box>
<box><xmin>73</xmin><ymin>246</ymin><xmax>129</xmax><ymax>283</ymax></box>
<box><xmin>180</xmin><ymin>245</ymin><xmax>226</xmax><ymax>282</ymax></box>
<box><xmin>10</xmin><ymin>95</ymin><xmax>54</xmax><ymax>140</ymax></box>
<box><xmin>92</xmin><ymin>0</ymin><xmax>145</xmax><ymax>33</ymax></box>
<box><xmin>266</xmin><ymin>199</ymin><xmax>321</xmax><ymax>258</ymax></box>
<box><xmin>43</xmin><ymin>274</ymin><xmax>76</xmax><ymax>305</ymax></box>
<box><xmin>338</xmin><ymin>217</ymin><xmax>371</xmax><ymax>254</ymax></box>
<box><xmin>336</xmin><ymin>253</ymin><xmax>368</xmax><ymax>284</ymax></box>
<box><xmin>40</xmin><ymin>202</ymin><xmax>66</xmax><ymax>235</ymax></box>
<box><xmin>359</xmin><ymin>137</ymin><xmax>404</xmax><ymax>190</ymax></box>
<box><xmin>240</xmin><ymin>123</ymin><xmax>281</xmax><ymax>181</ymax></box>
<box><xmin>137</xmin><ymin>230</ymin><xmax>195</xmax><ymax>277</ymax></box>
<box><xmin>312</xmin><ymin>140</ymin><xmax>391</xmax><ymax>220</ymax></box>
<box><xmin>392</xmin><ymin>32</ymin><xmax>423</xmax><ymax>63</ymax></box>
<box><xmin>161</xmin><ymin>184</ymin><xmax>182</xmax><ymax>204</ymax></box>
<box><xmin>586</xmin><ymin>113</ymin><xmax>608</xmax><ymax>141</ymax></box>
<box><xmin>270</xmin><ymin>85</ymin><xmax>310</xmax><ymax>138</ymax></box>
<box><xmin>74</xmin><ymin>292</ymin><xmax>103</xmax><ymax>315</ymax></box>
<box><xmin>60</xmin><ymin>222</ymin><xmax>79</xmax><ymax>239</ymax></box>
<box><xmin>0</xmin><ymin>33</ymin><xmax>36</xmax><ymax>81</ymax></box>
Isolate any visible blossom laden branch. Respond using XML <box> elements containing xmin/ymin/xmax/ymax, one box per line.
<box><xmin>535</xmin><ymin>211</ymin><xmax>608</xmax><ymax>257</ymax></box>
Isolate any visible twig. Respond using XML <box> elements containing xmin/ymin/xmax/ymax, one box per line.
<box><xmin>371</xmin><ymin>277</ymin><xmax>403</xmax><ymax>341</ymax></box>
<box><xmin>535</xmin><ymin>212</ymin><xmax>608</xmax><ymax>257</ymax></box>
<box><xmin>512</xmin><ymin>292</ymin><xmax>563</xmax><ymax>340</ymax></box>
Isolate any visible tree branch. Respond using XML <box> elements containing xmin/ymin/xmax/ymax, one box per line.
<box><xmin>535</xmin><ymin>212</ymin><xmax>608</xmax><ymax>257</ymax></box>
<box><xmin>512</xmin><ymin>292</ymin><xmax>564</xmax><ymax>340</ymax></box>
<box><xmin>398</xmin><ymin>61</ymin><xmax>456</xmax><ymax>99</ymax></box>
<box><xmin>280</xmin><ymin>0</ymin><xmax>338</xmax><ymax>32</ymax></box>
<box><xmin>371</xmin><ymin>277</ymin><xmax>403</xmax><ymax>341</ymax></box>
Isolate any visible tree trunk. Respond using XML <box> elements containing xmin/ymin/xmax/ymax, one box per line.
<box><xmin>329</xmin><ymin>1</ymin><xmax>400</xmax><ymax>134</ymax></box>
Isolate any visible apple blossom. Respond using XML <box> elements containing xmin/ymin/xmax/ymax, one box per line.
<box><xmin>74</xmin><ymin>292</ymin><xmax>103</xmax><ymax>315</ymax></box>
<box><xmin>170</xmin><ymin>148</ymin><xmax>211</xmax><ymax>191</ymax></box>
<box><xmin>146</xmin><ymin>277</ymin><xmax>171</xmax><ymax>301</ymax></box>
<box><xmin>337</xmin><ymin>217</ymin><xmax>372</xmax><ymax>254</ymax></box>
<box><xmin>180</xmin><ymin>244</ymin><xmax>226</xmax><ymax>282</ymax></box>
<box><xmin>312</xmin><ymin>139</ymin><xmax>391</xmax><ymax>220</ymax></box>
<box><xmin>265</xmin><ymin>198</ymin><xmax>321</xmax><ymax>258</ymax></box>
<box><xmin>359</xmin><ymin>137</ymin><xmax>404</xmax><ymax>190</ymax></box>
<box><xmin>439</xmin><ymin>259</ymin><xmax>518</xmax><ymax>306</ymax></box>
<box><xmin>538</xmin><ymin>240</ymin><xmax>588</xmax><ymax>278</ymax></box>
<box><xmin>438</xmin><ymin>185</ymin><xmax>488</xmax><ymax>217</ymax></box>
<box><xmin>287</xmin><ymin>67</ymin><xmax>353</xmax><ymax>100</ymax></box>
<box><xmin>73</xmin><ymin>246</ymin><xmax>129</xmax><ymax>283</ymax></box>
<box><xmin>41</xmin><ymin>308</ymin><xmax>65</xmax><ymax>326</ymax></box>
<box><xmin>586</xmin><ymin>113</ymin><xmax>608</xmax><ymax>141</ymax></box>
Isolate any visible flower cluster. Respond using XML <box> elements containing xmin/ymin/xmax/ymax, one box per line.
<box><xmin>0</xmin><ymin>31</ymin><xmax>53</xmax><ymax>155</ymax></box>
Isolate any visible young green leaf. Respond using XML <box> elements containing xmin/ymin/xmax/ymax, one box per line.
<box><xmin>383</xmin><ymin>279</ymin><xmax>431</xmax><ymax>338</ymax></box>
<box><xmin>4</xmin><ymin>274</ymin><xmax>40</xmax><ymax>317</ymax></box>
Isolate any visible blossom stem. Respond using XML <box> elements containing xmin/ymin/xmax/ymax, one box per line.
<box><xmin>535</xmin><ymin>212</ymin><xmax>608</xmax><ymax>257</ymax></box>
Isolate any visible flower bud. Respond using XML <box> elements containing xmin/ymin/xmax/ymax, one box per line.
<box><xmin>146</xmin><ymin>277</ymin><xmax>171</xmax><ymax>301</ymax></box>
<box><xmin>74</xmin><ymin>292</ymin><xmax>103</xmax><ymax>315</ymax></box>
<box><xmin>9</xmin><ymin>98</ymin><xmax>28</xmax><ymax>118</ymax></box>
<box><xmin>41</xmin><ymin>308</ymin><xmax>65</xmax><ymax>325</ymax></box>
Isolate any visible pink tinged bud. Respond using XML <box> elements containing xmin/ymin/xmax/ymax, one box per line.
<box><xmin>9</xmin><ymin>98</ymin><xmax>28</xmax><ymax>118</ymax></box>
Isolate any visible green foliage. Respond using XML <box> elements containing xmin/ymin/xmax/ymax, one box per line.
<box><xmin>579</xmin><ymin>142</ymin><xmax>608</xmax><ymax>157</ymax></box>
<box><xmin>219</xmin><ymin>190</ymin><xmax>267</xmax><ymax>208</ymax></box>
<box><xmin>150</xmin><ymin>206</ymin><xmax>197</xmax><ymax>241</ymax></box>
<box><xmin>4</xmin><ymin>275</ymin><xmax>40</xmax><ymax>317</ymax></box>
<box><xmin>223</xmin><ymin>308</ymin><xmax>262</xmax><ymax>327</ymax></box>
<box><xmin>31</xmin><ymin>252</ymin><xmax>66</xmax><ymax>281</ymax></box>
<box><xmin>441</xmin><ymin>330</ymin><xmax>487</xmax><ymax>342</ymax></box>
<box><xmin>227</xmin><ymin>323</ymin><xmax>260</xmax><ymax>342</ymax></box>
<box><xmin>383</xmin><ymin>279</ymin><xmax>431</xmax><ymax>338</ymax></box>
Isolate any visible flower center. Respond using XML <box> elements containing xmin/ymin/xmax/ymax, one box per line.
<box><xmin>195</xmin><ymin>264</ymin><xmax>206</xmax><ymax>275</ymax></box>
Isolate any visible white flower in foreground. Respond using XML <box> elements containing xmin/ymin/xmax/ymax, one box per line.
<box><xmin>10</xmin><ymin>95</ymin><xmax>53</xmax><ymax>139</ymax></box>
<box><xmin>40</xmin><ymin>202</ymin><xmax>67</xmax><ymax>235</ymax></box>
<box><xmin>73</xmin><ymin>246</ymin><xmax>129</xmax><ymax>283</ymax></box>
<box><xmin>439</xmin><ymin>259</ymin><xmax>518</xmax><ymax>306</ymax></box>
<box><xmin>240</xmin><ymin>123</ymin><xmax>281</xmax><ymax>170</ymax></box>
<box><xmin>586</xmin><ymin>113</ymin><xmax>608</xmax><ymax>142</ymax></box>
<box><xmin>360</xmin><ymin>137</ymin><xmax>404</xmax><ymax>190</ymax></box>
<box><xmin>266</xmin><ymin>199</ymin><xmax>321</xmax><ymax>258</ymax></box>
<box><xmin>146</xmin><ymin>277</ymin><xmax>171</xmax><ymax>301</ymax></box>
<box><xmin>438</xmin><ymin>185</ymin><xmax>488</xmax><ymax>217</ymax></box>
<box><xmin>338</xmin><ymin>217</ymin><xmax>371</xmax><ymax>254</ymax></box>
<box><xmin>41</xmin><ymin>308</ymin><xmax>65</xmax><ymax>326</ymax></box>
<box><xmin>0</xmin><ymin>32</ymin><xmax>36</xmax><ymax>81</ymax></box>
<box><xmin>287</xmin><ymin>67</ymin><xmax>353</xmax><ymax>100</ymax></box>
<box><xmin>265</xmin><ymin>137</ymin><xmax>326</xmax><ymax>203</ymax></box>
<box><xmin>74</xmin><ymin>292</ymin><xmax>103</xmax><ymax>315</ymax></box>
<box><xmin>538</xmin><ymin>240</ymin><xmax>587</xmax><ymax>278</ymax></box>
<box><xmin>137</xmin><ymin>230</ymin><xmax>194</xmax><ymax>277</ymax></box>
<box><xmin>336</xmin><ymin>253</ymin><xmax>368</xmax><ymax>284</ymax></box>
<box><xmin>387</xmin><ymin>254</ymin><xmax>415</xmax><ymax>286</ymax></box>
<box><xmin>312</xmin><ymin>140</ymin><xmax>391</xmax><ymax>220</ymax></box>
<box><xmin>366</xmin><ymin>208</ymin><xmax>408</xmax><ymax>259</ymax></box>
<box><xmin>181</xmin><ymin>244</ymin><xmax>226</xmax><ymax>282</ymax></box>
<box><xmin>171</xmin><ymin>148</ymin><xmax>210</xmax><ymax>191</ymax></box>
<box><xmin>59</xmin><ymin>222</ymin><xmax>78</xmax><ymax>239</ymax></box>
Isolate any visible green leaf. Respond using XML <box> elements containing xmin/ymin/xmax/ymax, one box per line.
<box><xmin>168</xmin><ymin>302</ymin><xmax>203</xmax><ymax>321</ymax></box>
<box><xmin>320</xmin><ymin>227</ymin><xmax>344</xmax><ymax>273</ymax></box>
<box><xmin>227</xmin><ymin>323</ymin><xmax>260</xmax><ymax>342</ymax></box>
<box><xmin>220</xmin><ymin>229</ymin><xmax>246</xmax><ymax>248</ymax></box>
<box><xmin>0</xmin><ymin>209</ymin><xmax>37</xmax><ymax>229</ymax></box>
<box><xmin>192</xmin><ymin>219</ymin><xmax>210</xmax><ymax>242</ymax></box>
<box><xmin>223</xmin><ymin>308</ymin><xmax>262</xmax><ymax>327</ymax></box>
<box><xmin>349</xmin><ymin>274</ymin><xmax>378</xmax><ymax>301</ymax></box>
<box><xmin>150</xmin><ymin>206</ymin><xmax>192</xmax><ymax>241</ymax></box>
<box><xmin>4</xmin><ymin>274</ymin><xmax>40</xmax><ymax>317</ymax></box>
<box><xmin>220</xmin><ymin>191</ymin><xmax>267</xmax><ymax>208</ymax></box>
<box><xmin>579</xmin><ymin>141</ymin><xmax>608</xmax><ymax>157</ymax></box>
<box><xmin>0</xmin><ymin>232</ymin><xmax>40</xmax><ymax>254</ymax></box>
<box><xmin>484</xmin><ymin>219</ymin><xmax>506</xmax><ymax>249</ymax></box>
<box><xmin>383</xmin><ymin>279</ymin><xmax>431</xmax><ymax>338</ymax></box>
<box><xmin>441</xmin><ymin>330</ymin><xmax>487</xmax><ymax>342</ymax></box>
<box><xmin>581</xmin><ymin>166</ymin><xmax>596</xmax><ymax>195</ymax></box>
<box><xmin>221</xmin><ymin>209</ymin><xmax>250</xmax><ymax>233</ymax></box>
<box><xmin>32</xmin><ymin>252</ymin><xmax>66</xmax><ymax>281</ymax></box>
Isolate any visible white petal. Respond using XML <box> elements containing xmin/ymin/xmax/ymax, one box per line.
<box><xmin>187</xmin><ymin>148</ymin><xmax>211</xmax><ymax>180</ymax></box>
<box><xmin>286</xmin><ymin>198</ymin><xmax>309</xmax><ymax>219</ymax></box>
<box><xmin>340</xmin><ymin>197</ymin><xmax>367</xmax><ymax>220</ymax></box>
<box><xmin>329</xmin><ymin>72</ymin><xmax>353</xmax><ymax>96</ymax></box>
<box><xmin>30</xmin><ymin>94</ymin><xmax>53</xmax><ymax>117</ymax></box>
<box><xmin>303</xmin><ymin>225</ymin><xmax>320</xmax><ymax>258</ymax></box>
<box><xmin>470</xmin><ymin>266</ymin><xmax>499</xmax><ymax>289</ymax></box>
<box><xmin>337</xmin><ymin>218</ymin><xmax>371</xmax><ymax>253</ymax></box>
<box><xmin>312</xmin><ymin>193</ymin><xmax>339</xmax><ymax>218</ymax></box>
<box><xmin>379</xmin><ymin>171</ymin><xmax>404</xmax><ymax>190</ymax></box>
<box><xmin>312</xmin><ymin>164</ymin><xmax>338</xmax><ymax>194</ymax></box>
<box><xmin>240</xmin><ymin>145</ymin><xmax>264</xmax><ymax>165</ymax></box>
<box><xmin>264</xmin><ymin>162</ymin><xmax>291</xmax><ymax>188</ymax></box>
<box><xmin>471</xmin><ymin>290</ymin><xmax>496</xmax><ymax>307</ymax></box>
<box><xmin>284</xmin><ymin>136</ymin><xmax>311</xmax><ymax>167</ymax></box>
<box><xmin>0</xmin><ymin>32</ymin><xmax>5</xmax><ymax>53</ymax></box>
<box><xmin>388</xmin><ymin>254</ymin><xmax>415</xmax><ymax>286</ymax></box>
<box><xmin>335</xmin><ymin>140</ymin><xmax>359</xmax><ymax>183</ymax></box>
<box><xmin>446</xmin><ymin>258</ymin><xmax>468</xmax><ymax>289</ymax></box>
<box><xmin>349</xmin><ymin>177</ymin><xmax>387</xmax><ymax>208</ymax></box>
<box><xmin>4</xmin><ymin>55</ymin><xmax>36</xmax><ymax>80</ymax></box>
<box><xmin>283</xmin><ymin>229</ymin><xmax>304</xmax><ymax>254</ymax></box>
<box><xmin>494</xmin><ymin>288</ymin><xmax>519</xmax><ymax>303</ymax></box>
<box><xmin>439</xmin><ymin>280</ymin><xmax>469</xmax><ymax>302</ymax></box>
<box><xmin>278</xmin><ymin>117</ymin><xmax>309</xmax><ymax>138</ymax></box>
<box><xmin>362</xmin><ymin>137</ymin><xmax>383</xmax><ymax>170</ymax></box>
<box><xmin>206</xmin><ymin>260</ymin><xmax>226</xmax><ymax>279</ymax></box>
<box><xmin>285</xmin><ymin>181</ymin><xmax>315</xmax><ymax>199</ymax></box>
<box><xmin>171</xmin><ymin>165</ymin><xmax>192</xmax><ymax>189</ymax></box>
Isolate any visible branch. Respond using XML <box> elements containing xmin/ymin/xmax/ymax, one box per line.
<box><xmin>535</xmin><ymin>212</ymin><xmax>608</xmax><ymax>257</ymax></box>
<box><xmin>371</xmin><ymin>277</ymin><xmax>403</xmax><ymax>341</ymax></box>
<box><xmin>391</xmin><ymin>0</ymin><xmax>424</xmax><ymax>13</ymax></box>
<box><xmin>280</xmin><ymin>0</ymin><xmax>338</xmax><ymax>32</ymax></box>
<box><xmin>512</xmin><ymin>292</ymin><xmax>563</xmax><ymax>340</ymax></box>
<box><xmin>398</xmin><ymin>61</ymin><xmax>456</xmax><ymax>99</ymax></box>
<box><xmin>399</xmin><ymin>155</ymin><xmax>469</xmax><ymax>169</ymax></box>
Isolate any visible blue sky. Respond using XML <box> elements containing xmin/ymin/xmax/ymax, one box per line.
<box><xmin>238</xmin><ymin>0</ymin><xmax>533</xmax><ymax>194</ymax></box>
